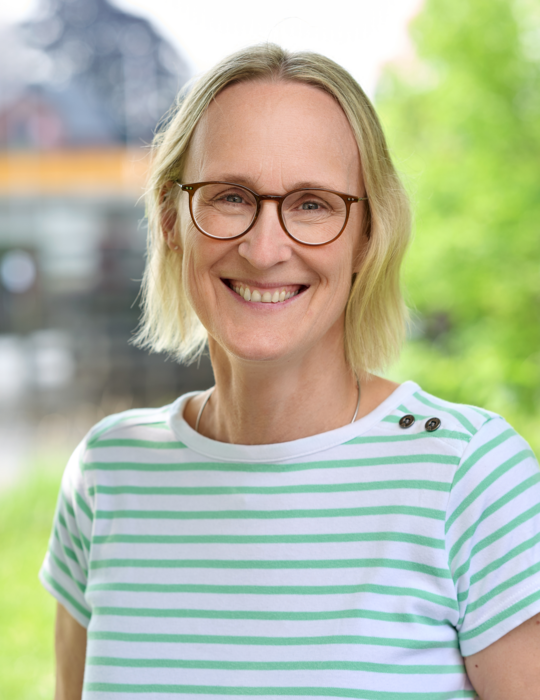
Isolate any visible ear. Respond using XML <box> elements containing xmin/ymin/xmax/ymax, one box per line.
<box><xmin>160</xmin><ymin>181</ymin><xmax>181</xmax><ymax>252</ymax></box>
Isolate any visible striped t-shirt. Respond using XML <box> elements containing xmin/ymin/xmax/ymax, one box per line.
<box><xmin>40</xmin><ymin>380</ymin><xmax>540</xmax><ymax>700</ymax></box>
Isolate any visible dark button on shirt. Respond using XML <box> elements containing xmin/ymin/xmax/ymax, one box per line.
<box><xmin>425</xmin><ymin>417</ymin><xmax>441</xmax><ymax>432</ymax></box>
<box><xmin>399</xmin><ymin>414</ymin><xmax>415</xmax><ymax>429</ymax></box>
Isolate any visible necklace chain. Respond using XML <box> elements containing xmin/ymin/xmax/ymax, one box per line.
<box><xmin>195</xmin><ymin>377</ymin><xmax>361</xmax><ymax>434</ymax></box>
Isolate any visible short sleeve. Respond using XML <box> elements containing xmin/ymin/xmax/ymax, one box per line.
<box><xmin>39</xmin><ymin>439</ymin><xmax>94</xmax><ymax>628</ymax></box>
<box><xmin>445</xmin><ymin>416</ymin><xmax>540</xmax><ymax>656</ymax></box>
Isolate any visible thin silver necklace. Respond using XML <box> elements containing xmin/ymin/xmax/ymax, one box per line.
<box><xmin>195</xmin><ymin>376</ymin><xmax>361</xmax><ymax>433</ymax></box>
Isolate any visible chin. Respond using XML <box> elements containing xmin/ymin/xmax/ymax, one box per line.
<box><xmin>214</xmin><ymin>330</ymin><xmax>297</xmax><ymax>365</ymax></box>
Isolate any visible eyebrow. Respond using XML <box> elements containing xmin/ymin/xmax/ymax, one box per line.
<box><xmin>206</xmin><ymin>175</ymin><xmax>335</xmax><ymax>192</ymax></box>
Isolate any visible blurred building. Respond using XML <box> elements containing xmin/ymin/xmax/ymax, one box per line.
<box><xmin>0</xmin><ymin>0</ymin><xmax>213</xmax><ymax>482</ymax></box>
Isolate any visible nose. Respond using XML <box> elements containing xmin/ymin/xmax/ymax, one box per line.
<box><xmin>237</xmin><ymin>199</ymin><xmax>293</xmax><ymax>269</ymax></box>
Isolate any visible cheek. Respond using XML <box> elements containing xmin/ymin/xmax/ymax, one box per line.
<box><xmin>180</xmin><ymin>228</ymin><xmax>205</xmax><ymax>308</ymax></box>
<box><xmin>180</xmin><ymin>228</ymin><xmax>228</xmax><ymax>318</ymax></box>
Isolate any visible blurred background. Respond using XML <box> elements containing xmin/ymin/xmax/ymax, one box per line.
<box><xmin>0</xmin><ymin>0</ymin><xmax>538</xmax><ymax>696</ymax></box>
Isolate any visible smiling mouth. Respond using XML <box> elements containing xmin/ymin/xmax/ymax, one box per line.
<box><xmin>224</xmin><ymin>279</ymin><xmax>307</xmax><ymax>303</ymax></box>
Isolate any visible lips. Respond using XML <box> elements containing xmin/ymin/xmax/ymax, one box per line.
<box><xmin>225</xmin><ymin>279</ymin><xmax>306</xmax><ymax>303</ymax></box>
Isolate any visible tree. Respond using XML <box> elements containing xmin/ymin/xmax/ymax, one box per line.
<box><xmin>376</xmin><ymin>0</ymin><xmax>540</xmax><ymax>452</ymax></box>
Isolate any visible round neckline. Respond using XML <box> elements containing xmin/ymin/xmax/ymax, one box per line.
<box><xmin>168</xmin><ymin>380</ymin><xmax>420</xmax><ymax>464</ymax></box>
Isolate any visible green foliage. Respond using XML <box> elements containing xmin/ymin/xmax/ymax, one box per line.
<box><xmin>377</xmin><ymin>0</ymin><xmax>540</xmax><ymax>453</ymax></box>
<box><xmin>0</xmin><ymin>466</ymin><xmax>63</xmax><ymax>699</ymax></box>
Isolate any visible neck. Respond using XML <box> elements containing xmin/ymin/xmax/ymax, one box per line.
<box><xmin>196</xmin><ymin>335</ymin><xmax>360</xmax><ymax>444</ymax></box>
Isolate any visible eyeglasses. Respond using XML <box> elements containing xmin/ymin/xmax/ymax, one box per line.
<box><xmin>177</xmin><ymin>181</ymin><xmax>368</xmax><ymax>246</ymax></box>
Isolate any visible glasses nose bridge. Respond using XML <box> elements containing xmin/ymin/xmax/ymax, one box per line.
<box><xmin>252</xmin><ymin>193</ymin><xmax>287</xmax><ymax>235</ymax></box>
<box><xmin>256</xmin><ymin>193</ymin><xmax>284</xmax><ymax>210</ymax></box>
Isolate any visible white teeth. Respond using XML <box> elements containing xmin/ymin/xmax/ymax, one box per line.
<box><xmin>232</xmin><ymin>284</ymin><xmax>301</xmax><ymax>303</ymax></box>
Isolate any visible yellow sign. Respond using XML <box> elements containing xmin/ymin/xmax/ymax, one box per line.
<box><xmin>0</xmin><ymin>148</ymin><xmax>150</xmax><ymax>196</ymax></box>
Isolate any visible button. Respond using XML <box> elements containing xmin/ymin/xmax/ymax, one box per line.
<box><xmin>425</xmin><ymin>417</ymin><xmax>441</xmax><ymax>432</ymax></box>
<box><xmin>399</xmin><ymin>414</ymin><xmax>415</xmax><ymax>429</ymax></box>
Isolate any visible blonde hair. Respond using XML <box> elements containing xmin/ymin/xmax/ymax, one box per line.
<box><xmin>133</xmin><ymin>43</ymin><xmax>411</xmax><ymax>375</ymax></box>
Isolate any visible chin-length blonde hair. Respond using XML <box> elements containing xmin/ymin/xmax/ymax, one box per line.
<box><xmin>133</xmin><ymin>43</ymin><xmax>411</xmax><ymax>376</ymax></box>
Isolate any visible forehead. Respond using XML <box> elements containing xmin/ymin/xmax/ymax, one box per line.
<box><xmin>185</xmin><ymin>80</ymin><xmax>361</xmax><ymax>190</ymax></box>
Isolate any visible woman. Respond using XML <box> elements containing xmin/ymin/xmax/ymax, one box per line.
<box><xmin>41</xmin><ymin>45</ymin><xmax>540</xmax><ymax>699</ymax></box>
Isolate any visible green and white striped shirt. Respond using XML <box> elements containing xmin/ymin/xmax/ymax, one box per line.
<box><xmin>40</xmin><ymin>381</ymin><xmax>540</xmax><ymax>699</ymax></box>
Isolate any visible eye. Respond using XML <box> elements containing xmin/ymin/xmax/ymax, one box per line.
<box><xmin>224</xmin><ymin>194</ymin><xmax>244</xmax><ymax>204</ymax></box>
<box><xmin>294</xmin><ymin>196</ymin><xmax>332</xmax><ymax>213</ymax></box>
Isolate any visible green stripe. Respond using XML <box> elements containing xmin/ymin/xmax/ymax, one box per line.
<box><xmin>91</xmin><ymin>434</ymin><xmax>467</xmax><ymax>449</ymax></box>
<box><xmin>83</xmin><ymin>683</ymin><xmax>476</xmax><ymax>698</ymax></box>
<box><xmin>87</xmin><ymin>656</ymin><xmax>464</xmax><ymax>674</ymax></box>
<box><xmin>40</xmin><ymin>569</ymin><xmax>91</xmax><ymax>620</ymax></box>
<box><xmin>93</xmin><ymin>606</ymin><xmax>451</xmax><ymax>626</ymax></box>
<box><xmin>465</xmin><ymin>561</ymin><xmax>540</xmax><ymax>614</ymax></box>
<box><xmin>50</xmin><ymin>550</ymin><xmax>86</xmax><ymax>590</ymax></box>
<box><xmin>84</xmin><ymin>454</ymin><xmax>459</xmax><ymax>473</ymax></box>
<box><xmin>413</xmin><ymin>393</ymin><xmax>477</xmax><ymax>434</ymax></box>
<box><xmin>453</xmin><ymin>509</ymin><xmax>540</xmax><ymax>584</ymax></box>
<box><xmin>454</xmin><ymin>532</ymin><xmax>540</xmax><ymax>585</ymax></box>
<box><xmin>86</xmin><ymin>582</ymin><xmax>458</xmax><ymax>610</ymax></box>
<box><xmin>89</xmin><ymin>479</ymin><xmax>450</xmax><ymax>497</ymax></box>
<box><xmin>446</xmin><ymin>449</ymin><xmax>530</xmax><ymax>534</ymax></box>
<box><xmin>92</xmin><ymin>532</ymin><xmax>444</xmax><ymax>549</ymax></box>
<box><xmin>89</xmin><ymin>557</ymin><xmax>450</xmax><ymax>578</ymax></box>
<box><xmin>59</xmin><ymin>504</ymin><xmax>90</xmax><ymax>551</ymax></box>
<box><xmin>75</xmin><ymin>490</ymin><xmax>93</xmax><ymax>522</ymax></box>
<box><xmin>460</xmin><ymin>588</ymin><xmax>540</xmax><ymax>641</ymax></box>
<box><xmin>81</xmin><ymin>531</ymin><xmax>90</xmax><ymax>552</ymax></box>
<box><xmin>469</xmin><ymin>406</ymin><xmax>492</xmax><ymax>420</ymax></box>
<box><xmin>61</xmin><ymin>490</ymin><xmax>75</xmax><ymax>519</ymax></box>
<box><xmin>451</xmin><ymin>428</ymin><xmax>515</xmax><ymax>490</ymax></box>
<box><xmin>87</xmin><ymin>408</ymin><xmax>170</xmax><ymax>446</ymax></box>
<box><xmin>448</xmin><ymin>472</ymin><xmax>540</xmax><ymax>564</ymax></box>
<box><xmin>346</xmin><ymin>429</ymin><xmax>470</xmax><ymax>445</ymax></box>
<box><xmin>87</xmin><ymin>630</ymin><xmax>458</xmax><ymax>649</ymax></box>
<box><xmin>60</xmin><ymin>489</ymin><xmax>91</xmax><ymax>551</ymax></box>
<box><xmin>92</xmin><ymin>439</ymin><xmax>187</xmax><ymax>449</ymax></box>
<box><xmin>54</xmin><ymin>526</ymin><xmax>80</xmax><ymax>566</ymax></box>
<box><xmin>149</xmin><ymin>421</ymin><xmax>173</xmax><ymax>429</ymax></box>
<box><xmin>57</xmin><ymin>514</ymin><xmax>84</xmax><ymax>551</ymax></box>
<box><xmin>94</xmin><ymin>505</ymin><xmax>445</xmax><ymax>521</ymax></box>
<box><xmin>470</xmin><ymin>521</ymin><xmax>540</xmax><ymax>586</ymax></box>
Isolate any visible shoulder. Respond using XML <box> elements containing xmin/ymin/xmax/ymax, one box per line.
<box><xmin>77</xmin><ymin>403</ymin><xmax>180</xmax><ymax>461</ymax></box>
<box><xmin>395</xmin><ymin>385</ymin><xmax>538</xmax><ymax>472</ymax></box>
<box><xmin>405</xmin><ymin>390</ymin><xmax>539</xmax><ymax>536</ymax></box>
<box><xmin>403</xmin><ymin>385</ymin><xmax>498</xmax><ymax>441</ymax></box>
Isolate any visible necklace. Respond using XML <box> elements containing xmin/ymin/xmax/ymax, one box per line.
<box><xmin>195</xmin><ymin>376</ymin><xmax>361</xmax><ymax>434</ymax></box>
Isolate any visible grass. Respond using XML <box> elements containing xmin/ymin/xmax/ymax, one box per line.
<box><xmin>0</xmin><ymin>458</ymin><xmax>66</xmax><ymax>700</ymax></box>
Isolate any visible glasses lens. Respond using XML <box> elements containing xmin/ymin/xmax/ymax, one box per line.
<box><xmin>191</xmin><ymin>184</ymin><xmax>257</xmax><ymax>238</ymax></box>
<box><xmin>282</xmin><ymin>190</ymin><xmax>347</xmax><ymax>244</ymax></box>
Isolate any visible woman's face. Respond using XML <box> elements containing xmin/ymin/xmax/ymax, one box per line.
<box><xmin>175</xmin><ymin>79</ymin><xmax>367</xmax><ymax>367</ymax></box>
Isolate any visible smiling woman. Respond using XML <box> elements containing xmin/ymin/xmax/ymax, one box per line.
<box><xmin>40</xmin><ymin>44</ymin><xmax>540</xmax><ymax>700</ymax></box>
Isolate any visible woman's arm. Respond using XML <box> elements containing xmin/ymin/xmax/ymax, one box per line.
<box><xmin>55</xmin><ymin>602</ymin><xmax>87</xmax><ymax>700</ymax></box>
<box><xmin>465</xmin><ymin>612</ymin><xmax>540</xmax><ymax>699</ymax></box>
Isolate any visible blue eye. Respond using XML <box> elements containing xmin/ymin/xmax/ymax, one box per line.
<box><xmin>225</xmin><ymin>194</ymin><xmax>244</xmax><ymax>203</ymax></box>
<box><xmin>301</xmin><ymin>202</ymin><xmax>320</xmax><ymax>210</ymax></box>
